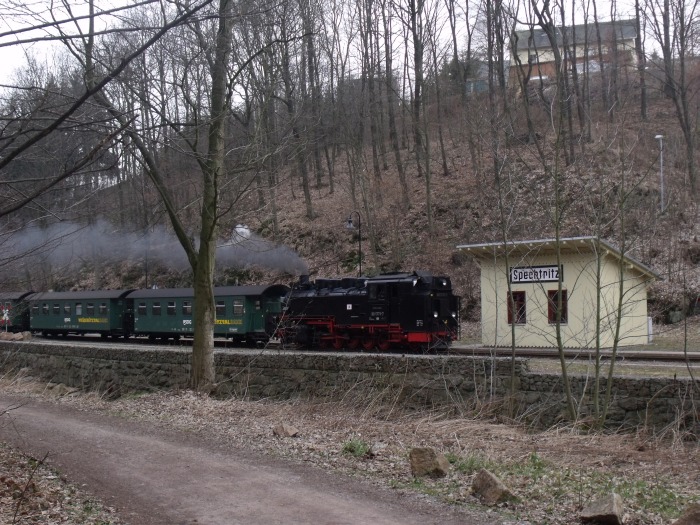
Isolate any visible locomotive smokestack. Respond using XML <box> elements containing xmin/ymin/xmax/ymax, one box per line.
<box><xmin>299</xmin><ymin>275</ymin><xmax>310</xmax><ymax>285</ymax></box>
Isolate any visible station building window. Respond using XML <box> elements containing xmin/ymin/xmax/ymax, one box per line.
<box><xmin>507</xmin><ymin>291</ymin><xmax>526</xmax><ymax>325</ymax></box>
<box><xmin>547</xmin><ymin>290</ymin><xmax>568</xmax><ymax>324</ymax></box>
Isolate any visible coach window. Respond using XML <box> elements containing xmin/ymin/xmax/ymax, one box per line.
<box><xmin>182</xmin><ymin>301</ymin><xmax>192</xmax><ymax>315</ymax></box>
<box><xmin>255</xmin><ymin>300</ymin><xmax>261</xmax><ymax>310</ymax></box>
<box><xmin>547</xmin><ymin>290</ymin><xmax>568</xmax><ymax>324</ymax></box>
<box><xmin>167</xmin><ymin>301</ymin><xmax>176</xmax><ymax>316</ymax></box>
<box><xmin>233</xmin><ymin>300</ymin><xmax>244</xmax><ymax>315</ymax></box>
<box><xmin>216</xmin><ymin>301</ymin><xmax>226</xmax><ymax>316</ymax></box>
<box><xmin>42</xmin><ymin>303</ymin><xmax>49</xmax><ymax>315</ymax></box>
<box><xmin>75</xmin><ymin>303</ymin><xmax>82</xmax><ymax>315</ymax></box>
<box><xmin>32</xmin><ymin>304</ymin><xmax>39</xmax><ymax>315</ymax></box>
<box><xmin>507</xmin><ymin>291</ymin><xmax>526</xmax><ymax>325</ymax></box>
<box><xmin>137</xmin><ymin>302</ymin><xmax>147</xmax><ymax>315</ymax></box>
<box><xmin>152</xmin><ymin>302</ymin><xmax>161</xmax><ymax>316</ymax></box>
<box><xmin>99</xmin><ymin>303</ymin><xmax>108</xmax><ymax>315</ymax></box>
<box><xmin>53</xmin><ymin>304</ymin><xmax>60</xmax><ymax>315</ymax></box>
<box><xmin>86</xmin><ymin>303</ymin><xmax>95</xmax><ymax>315</ymax></box>
<box><xmin>64</xmin><ymin>304</ymin><xmax>71</xmax><ymax>315</ymax></box>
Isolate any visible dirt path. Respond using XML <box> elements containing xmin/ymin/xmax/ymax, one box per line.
<box><xmin>0</xmin><ymin>393</ymin><xmax>498</xmax><ymax>525</ymax></box>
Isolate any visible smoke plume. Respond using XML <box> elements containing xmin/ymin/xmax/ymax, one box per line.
<box><xmin>0</xmin><ymin>220</ymin><xmax>308</xmax><ymax>276</ymax></box>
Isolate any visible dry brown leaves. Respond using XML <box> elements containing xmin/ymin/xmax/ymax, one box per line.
<box><xmin>1</xmin><ymin>377</ymin><xmax>699</xmax><ymax>525</ymax></box>
<box><xmin>0</xmin><ymin>442</ymin><xmax>123</xmax><ymax>525</ymax></box>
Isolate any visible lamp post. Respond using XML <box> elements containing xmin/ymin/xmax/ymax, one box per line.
<box><xmin>345</xmin><ymin>211</ymin><xmax>362</xmax><ymax>276</ymax></box>
<box><xmin>655</xmin><ymin>134</ymin><xmax>664</xmax><ymax>212</ymax></box>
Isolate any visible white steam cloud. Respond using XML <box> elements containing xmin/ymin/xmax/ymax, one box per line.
<box><xmin>1</xmin><ymin>220</ymin><xmax>308</xmax><ymax>275</ymax></box>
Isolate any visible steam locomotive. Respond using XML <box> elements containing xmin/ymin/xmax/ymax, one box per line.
<box><xmin>277</xmin><ymin>271</ymin><xmax>460</xmax><ymax>351</ymax></box>
<box><xmin>0</xmin><ymin>271</ymin><xmax>461</xmax><ymax>351</ymax></box>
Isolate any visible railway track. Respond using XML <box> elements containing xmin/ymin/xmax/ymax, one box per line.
<box><xmin>23</xmin><ymin>335</ymin><xmax>700</xmax><ymax>363</ymax></box>
<box><xmin>449</xmin><ymin>344</ymin><xmax>700</xmax><ymax>362</ymax></box>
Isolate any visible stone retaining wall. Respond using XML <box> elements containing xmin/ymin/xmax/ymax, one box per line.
<box><xmin>518</xmin><ymin>372</ymin><xmax>698</xmax><ymax>431</ymax></box>
<box><xmin>1</xmin><ymin>341</ymin><xmax>697</xmax><ymax>433</ymax></box>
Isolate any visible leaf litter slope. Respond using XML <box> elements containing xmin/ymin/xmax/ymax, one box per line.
<box><xmin>0</xmin><ymin>375</ymin><xmax>698</xmax><ymax>525</ymax></box>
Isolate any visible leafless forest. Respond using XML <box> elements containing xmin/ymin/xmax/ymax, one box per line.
<box><xmin>1</xmin><ymin>0</ymin><xmax>699</xmax><ymax>388</ymax></box>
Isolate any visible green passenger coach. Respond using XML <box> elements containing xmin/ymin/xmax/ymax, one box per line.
<box><xmin>212</xmin><ymin>285</ymin><xmax>289</xmax><ymax>344</ymax></box>
<box><xmin>129</xmin><ymin>288</ymin><xmax>196</xmax><ymax>340</ymax></box>
<box><xmin>29</xmin><ymin>290</ymin><xmax>133</xmax><ymax>337</ymax></box>
<box><xmin>18</xmin><ymin>284</ymin><xmax>290</xmax><ymax>343</ymax></box>
<box><xmin>129</xmin><ymin>285</ymin><xmax>289</xmax><ymax>343</ymax></box>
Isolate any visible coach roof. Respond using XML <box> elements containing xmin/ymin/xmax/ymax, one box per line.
<box><xmin>128</xmin><ymin>285</ymin><xmax>289</xmax><ymax>299</ymax></box>
<box><xmin>29</xmin><ymin>290</ymin><xmax>134</xmax><ymax>301</ymax></box>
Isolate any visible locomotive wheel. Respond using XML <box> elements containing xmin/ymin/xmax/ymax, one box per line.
<box><xmin>362</xmin><ymin>339</ymin><xmax>375</xmax><ymax>351</ymax></box>
<box><xmin>377</xmin><ymin>340</ymin><xmax>391</xmax><ymax>352</ymax></box>
<box><xmin>347</xmin><ymin>338</ymin><xmax>361</xmax><ymax>350</ymax></box>
<box><xmin>332</xmin><ymin>339</ymin><xmax>344</xmax><ymax>350</ymax></box>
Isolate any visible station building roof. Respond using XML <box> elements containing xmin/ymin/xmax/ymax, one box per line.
<box><xmin>457</xmin><ymin>236</ymin><xmax>660</xmax><ymax>281</ymax></box>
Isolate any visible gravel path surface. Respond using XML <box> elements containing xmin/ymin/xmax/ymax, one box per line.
<box><xmin>0</xmin><ymin>392</ymin><xmax>497</xmax><ymax>525</ymax></box>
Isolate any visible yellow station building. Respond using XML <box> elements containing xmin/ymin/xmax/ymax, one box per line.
<box><xmin>457</xmin><ymin>237</ymin><xmax>660</xmax><ymax>348</ymax></box>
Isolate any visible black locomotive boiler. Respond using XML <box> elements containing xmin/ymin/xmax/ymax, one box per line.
<box><xmin>277</xmin><ymin>271</ymin><xmax>460</xmax><ymax>351</ymax></box>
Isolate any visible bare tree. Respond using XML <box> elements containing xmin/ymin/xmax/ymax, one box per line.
<box><xmin>380</xmin><ymin>0</ymin><xmax>409</xmax><ymax>208</ymax></box>
<box><xmin>73</xmin><ymin>0</ymin><xmax>295</xmax><ymax>391</ymax></box>
<box><xmin>0</xmin><ymin>0</ymin><xmax>213</xmax><ymax>215</ymax></box>
<box><xmin>645</xmin><ymin>0</ymin><xmax>699</xmax><ymax>198</ymax></box>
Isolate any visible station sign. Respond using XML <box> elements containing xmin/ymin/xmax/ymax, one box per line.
<box><xmin>509</xmin><ymin>265</ymin><xmax>563</xmax><ymax>284</ymax></box>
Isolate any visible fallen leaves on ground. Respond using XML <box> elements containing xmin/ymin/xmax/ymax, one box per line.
<box><xmin>1</xmin><ymin>376</ymin><xmax>698</xmax><ymax>525</ymax></box>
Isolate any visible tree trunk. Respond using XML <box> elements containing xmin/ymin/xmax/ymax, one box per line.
<box><xmin>191</xmin><ymin>243</ymin><xmax>216</xmax><ymax>390</ymax></box>
<box><xmin>189</xmin><ymin>0</ymin><xmax>233</xmax><ymax>392</ymax></box>
<box><xmin>381</xmin><ymin>1</ymin><xmax>408</xmax><ymax>208</ymax></box>
<box><xmin>635</xmin><ymin>0</ymin><xmax>647</xmax><ymax>121</ymax></box>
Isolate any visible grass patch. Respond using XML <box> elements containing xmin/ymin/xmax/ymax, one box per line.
<box><xmin>445</xmin><ymin>451</ymin><xmax>494</xmax><ymax>475</ymax></box>
<box><xmin>441</xmin><ymin>451</ymin><xmax>691</xmax><ymax>521</ymax></box>
<box><xmin>341</xmin><ymin>438</ymin><xmax>371</xmax><ymax>458</ymax></box>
